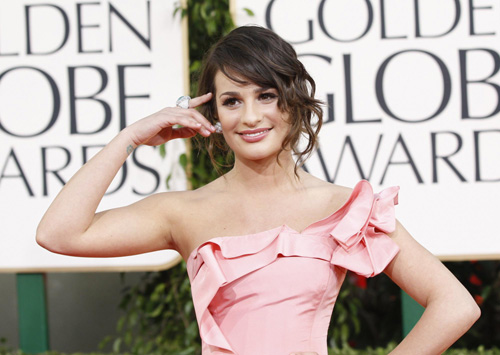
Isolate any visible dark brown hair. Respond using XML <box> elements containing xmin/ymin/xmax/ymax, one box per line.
<box><xmin>196</xmin><ymin>25</ymin><xmax>323</xmax><ymax>174</ymax></box>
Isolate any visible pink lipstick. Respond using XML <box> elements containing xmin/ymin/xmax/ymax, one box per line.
<box><xmin>238</xmin><ymin>128</ymin><xmax>272</xmax><ymax>143</ymax></box>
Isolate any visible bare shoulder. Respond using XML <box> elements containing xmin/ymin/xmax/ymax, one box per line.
<box><xmin>299</xmin><ymin>171</ymin><xmax>354</xmax><ymax>210</ymax></box>
<box><xmin>160</xmin><ymin>177</ymin><xmax>230</xmax><ymax>255</ymax></box>
<box><xmin>163</xmin><ymin>176</ymin><xmax>227</xmax><ymax>209</ymax></box>
<box><xmin>135</xmin><ymin>188</ymin><xmax>194</xmax><ymax>216</ymax></box>
<box><xmin>144</xmin><ymin>186</ymin><xmax>212</xmax><ymax>226</ymax></box>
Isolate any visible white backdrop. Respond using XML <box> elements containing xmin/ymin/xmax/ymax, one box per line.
<box><xmin>0</xmin><ymin>0</ymin><xmax>185</xmax><ymax>271</ymax></box>
<box><xmin>235</xmin><ymin>0</ymin><xmax>500</xmax><ymax>260</ymax></box>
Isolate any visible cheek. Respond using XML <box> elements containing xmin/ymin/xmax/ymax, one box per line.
<box><xmin>265</xmin><ymin>104</ymin><xmax>287</xmax><ymax>121</ymax></box>
<box><xmin>219</xmin><ymin>110</ymin><xmax>239</xmax><ymax>128</ymax></box>
<box><xmin>276</xmin><ymin>111</ymin><xmax>292</xmax><ymax>129</ymax></box>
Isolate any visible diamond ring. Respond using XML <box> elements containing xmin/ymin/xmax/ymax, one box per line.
<box><xmin>176</xmin><ymin>95</ymin><xmax>191</xmax><ymax>109</ymax></box>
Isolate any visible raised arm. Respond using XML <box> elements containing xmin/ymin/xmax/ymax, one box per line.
<box><xmin>385</xmin><ymin>221</ymin><xmax>480</xmax><ymax>354</ymax></box>
<box><xmin>36</xmin><ymin>94</ymin><xmax>214</xmax><ymax>257</ymax></box>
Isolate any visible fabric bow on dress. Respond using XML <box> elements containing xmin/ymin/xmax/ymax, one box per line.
<box><xmin>329</xmin><ymin>181</ymin><xmax>400</xmax><ymax>277</ymax></box>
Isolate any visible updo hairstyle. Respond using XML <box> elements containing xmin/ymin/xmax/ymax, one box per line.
<box><xmin>196</xmin><ymin>25</ymin><xmax>323</xmax><ymax>173</ymax></box>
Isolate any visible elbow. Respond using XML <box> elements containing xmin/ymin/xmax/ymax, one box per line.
<box><xmin>430</xmin><ymin>288</ymin><xmax>482</xmax><ymax>332</ymax></box>
<box><xmin>462</xmin><ymin>289</ymin><xmax>482</xmax><ymax>325</ymax></box>
<box><xmin>36</xmin><ymin>224</ymin><xmax>85</xmax><ymax>256</ymax></box>
<box><xmin>467</xmin><ymin>300</ymin><xmax>481</xmax><ymax>325</ymax></box>
<box><xmin>454</xmin><ymin>294</ymin><xmax>481</xmax><ymax>331</ymax></box>
<box><xmin>36</xmin><ymin>225</ymin><xmax>67</xmax><ymax>255</ymax></box>
<box><xmin>36</xmin><ymin>225</ymin><xmax>55</xmax><ymax>252</ymax></box>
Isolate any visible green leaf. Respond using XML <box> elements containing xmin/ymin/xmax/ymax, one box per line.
<box><xmin>166</xmin><ymin>173</ymin><xmax>172</xmax><ymax>189</ymax></box>
<box><xmin>124</xmin><ymin>330</ymin><xmax>132</xmax><ymax>346</ymax></box>
<box><xmin>98</xmin><ymin>335</ymin><xmax>111</xmax><ymax>350</ymax></box>
<box><xmin>189</xmin><ymin>60</ymin><xmax>201</xmax><ymax>73</ymax></box>
<box><xmin>200</xmin><ymin>3</ymin><xmax>209</xmax><ymax>20</ymax></box>
<box><xmin>243</xmin><ymin>8</ymin><xmax>254</xmax><ymax>16</ymax></box>
<box><xmin>173</xmin><ymin>6</ymin><xmax>181</xmax><ymax>18</ymax></box>
<box><xmin>179</xmin><ymin>153</ymin><xmax>188</xmax><ymax>168</ymax></box>
<box><xmin>116</xmin><ymin>316</ymin><xmax>126</xmax><ymax>332</ymax></box>
<box><xmin>112</xmin><ymin>338</ymin><xmax>122</xmax><ymax>353</ymax></box>
<box><xmin>206</xmin><ymin>21</ymin><xmax>217</xmax><ymax>36</ymax></box>
<box><xmin>340</xmin><ymin>323</ymin><xmax>349</xmax><ymax>345</ymax></box>
<box><xmin>128</xmin><ymin>310</ymin><xmax>138</xmax><ymax>327</ymax></box>
<box><xmin>159</xmin><ymin>144</ymin><xmax>166</xmax><ymax>158</ymax></box>
<box><xmin>148</xmin><ymin>304</ymin><xmax>164</xmax><ymax>318</ymax></box>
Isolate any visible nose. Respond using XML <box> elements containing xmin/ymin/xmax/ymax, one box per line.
<box><xmin>241</xmin><ymin>101</ymin><xmax>262</xmax><ymax>127</ymax></box>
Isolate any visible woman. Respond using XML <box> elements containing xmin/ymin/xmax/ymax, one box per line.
<box><xmin>37</xmin><ymin>26</ymin><xmax>480</xmax><ymax>355</ymax></box>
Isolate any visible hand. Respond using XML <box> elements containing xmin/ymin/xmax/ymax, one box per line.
<box><xmin>125</xmin><ymin>93</ymin><xmax>214</xmax><ymax>147</ymax></box>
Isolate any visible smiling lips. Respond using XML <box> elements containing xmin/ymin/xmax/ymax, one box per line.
<box><xmin>238</xmin><ymin>128</ymin><xmax>272</xmax><ymax>143</ymax></box>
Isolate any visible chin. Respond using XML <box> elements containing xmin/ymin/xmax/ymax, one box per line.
<box><xmin>238</xmin><ymin>149</ymin><xmax>283</xmax><ymax>163</ymax></box>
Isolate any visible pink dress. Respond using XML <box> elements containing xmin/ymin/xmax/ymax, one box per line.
<box><xmin>187</xmin><ymin>180</ymin><xmax>400</xmax><ymax>355</ymax></box>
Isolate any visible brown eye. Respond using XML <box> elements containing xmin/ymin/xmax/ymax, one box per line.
<box><xmin>222</xmin><ymin>97</ymin><xmax>239</xmax><ymax>107</ymax></box>
<box><xmin>260</xmin><ymin>92</ymin><xmax>277</xmax><ymax>101</ymax></box>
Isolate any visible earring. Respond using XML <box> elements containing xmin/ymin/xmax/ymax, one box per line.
<box><xmin>214</xmin><ymin>122</ymin><xmax>223</xmax><ymax>133</ymax></box>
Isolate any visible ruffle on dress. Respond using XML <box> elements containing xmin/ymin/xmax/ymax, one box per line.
<box><xmin>186</xmin><ymin>180</ymin><xmax>400</xmax><ymax>353</ymax></box>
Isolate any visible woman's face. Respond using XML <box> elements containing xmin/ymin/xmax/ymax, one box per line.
<box><xmin>214</xmin><ymin>71</ymin><xmax>291</xmax><ymax>163</ymax></box>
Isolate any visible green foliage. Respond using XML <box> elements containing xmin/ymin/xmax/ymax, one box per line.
<box><xmin>329</xmin><ymin>282</ymin><xmax>362</xmax><ymax>348</ymax></box>
<box><xmin>99</xmin><ymin>263</ymin><xmax>199</xmax><ymax>355</ymax></box>
<box><xmin>329</xmin><ymin>261</ymin><xmax>500</xmax><ymax>350</ymax></box>
<box><xmin>337</xmin><ymin>273</ymin><xmax>402</xmax><ymax>348</ymax></box>
<box><xmin>0</xmin><ymin>338</ymin><xmax>10</xmax><ymax>355</ymax></box>
<box><xmin>183</xmin><ymin>0</ymin><xmax>235</xmax><ymax>188</ymax></box>
<box><xmin>444</xmin><ymin>261</ymin><xmax>500</xmax><ymax>348</ymax></box>
<box><xmin>166</xmin><ymin>0</ymin><xmax>235</xmax><ymax>189</ymax></box>
<box><xmin>184</xmin><ymin>0</ymin><xmax>235</xmax><ymax>98</ymax></box>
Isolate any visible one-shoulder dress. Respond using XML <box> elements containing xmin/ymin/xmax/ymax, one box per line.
<box><xmin>187</xmin><ymin>180</ymin><xmax>401</xmax><ymax>355</ymax></box>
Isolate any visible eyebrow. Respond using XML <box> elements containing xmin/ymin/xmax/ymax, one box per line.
<box><xmin>219</xmin><ymin>87</ymin><xmax>272</xmax><ymax>98</ymax></box>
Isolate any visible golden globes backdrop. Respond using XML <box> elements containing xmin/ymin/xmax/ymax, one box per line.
<box><xmin>235</xmin><ymin>0</ymin><xmax>500</xmax><ymax>260</ymax></box>
<box><xmin>0</xmin><ymin>0</ymin><xmax>185</xmax><ymax>272</ymax></box>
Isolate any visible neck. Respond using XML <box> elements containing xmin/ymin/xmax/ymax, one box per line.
<box><xmin>225</xmin><ymin>152</ymin><xmax>304</xmax><ymax>194</ymax></box>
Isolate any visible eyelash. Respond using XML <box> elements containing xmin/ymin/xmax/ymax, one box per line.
<box><xmin>260</xmin><ymin>92</ymin><xmax>277</xmax><ymax>101</ymax></box>
<box><xmin>222</xmin><ymin>97</ymin><xmax>238</xmax><ymax>106</ymax></box>
<box><xmin>222</xmin><ymin>92</ymin><xmax>278</xmax><ymax>106</ymax></box>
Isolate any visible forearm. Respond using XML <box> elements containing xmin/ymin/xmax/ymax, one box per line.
<box><xmin>36</xmin><ymin>128</ymin><xmax>135</xmax><ymax>249</ymax></box>
<box><xmin>390</xmin><ymin>291</ymin><xmax>480</xmax><ymax>354</ymax></box>
<box><xmin>36</xmin><ymin>95</ymin><xmax>214</xmax><ymax>256</ymax></box>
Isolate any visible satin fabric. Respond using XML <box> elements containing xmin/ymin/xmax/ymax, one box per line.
<box><xmin>187</xmin><ymin>180</ymin><xmax>400</xmax><ymax>355</ymax></box>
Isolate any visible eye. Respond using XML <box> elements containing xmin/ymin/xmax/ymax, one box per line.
<box><xmin>259</xmin><ymin>92</ymin><xmax>278</xmax><ymax>102</ymax></box>
<box><xmin>222</xmin><ymin>97</ymin><xmax>239</xmax><ymax>107</ymax></box>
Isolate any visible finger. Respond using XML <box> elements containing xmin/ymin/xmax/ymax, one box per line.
<box><xmin>165</xmin><ymin>114</ymin><xmax>204</xmax><ymax>132</ymax></box>
<box><xmin>187</xmin><ymin>109</ymin><xmax>216</xmax><ymax>132</ymax></box>
<box><xmin>157</xmin><ymin>108</ymin><xmax>213</xmax><ymax>134</ymax></box>
<box><xmin>171</xmin><ymin>127</ymin><xmax>198</xmax><ymax>139</ymax></box>
<box><xmin>188</xmin><ymin>92</ymin><xmax>213</xmax><ymax>108</ymax></box>
<box><xmin>169</xmin><ymin>118</ymin><xmax>211</xmax><ymax>137</ymax></box>
<box><xmin>180</xmin><ymin>124</ymin><xmax>211</xmax><ymax>138</ymax></box>
<box><xmin>177</xmin><ymin>108</ymin><xmax>215</xmax><ymax>133</ymax></box>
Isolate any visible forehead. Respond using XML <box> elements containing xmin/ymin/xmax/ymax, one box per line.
<box><xmin>214</xmin><ymin>71</ymin><xmax>263</xmax><ymax>94</ymax></box>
